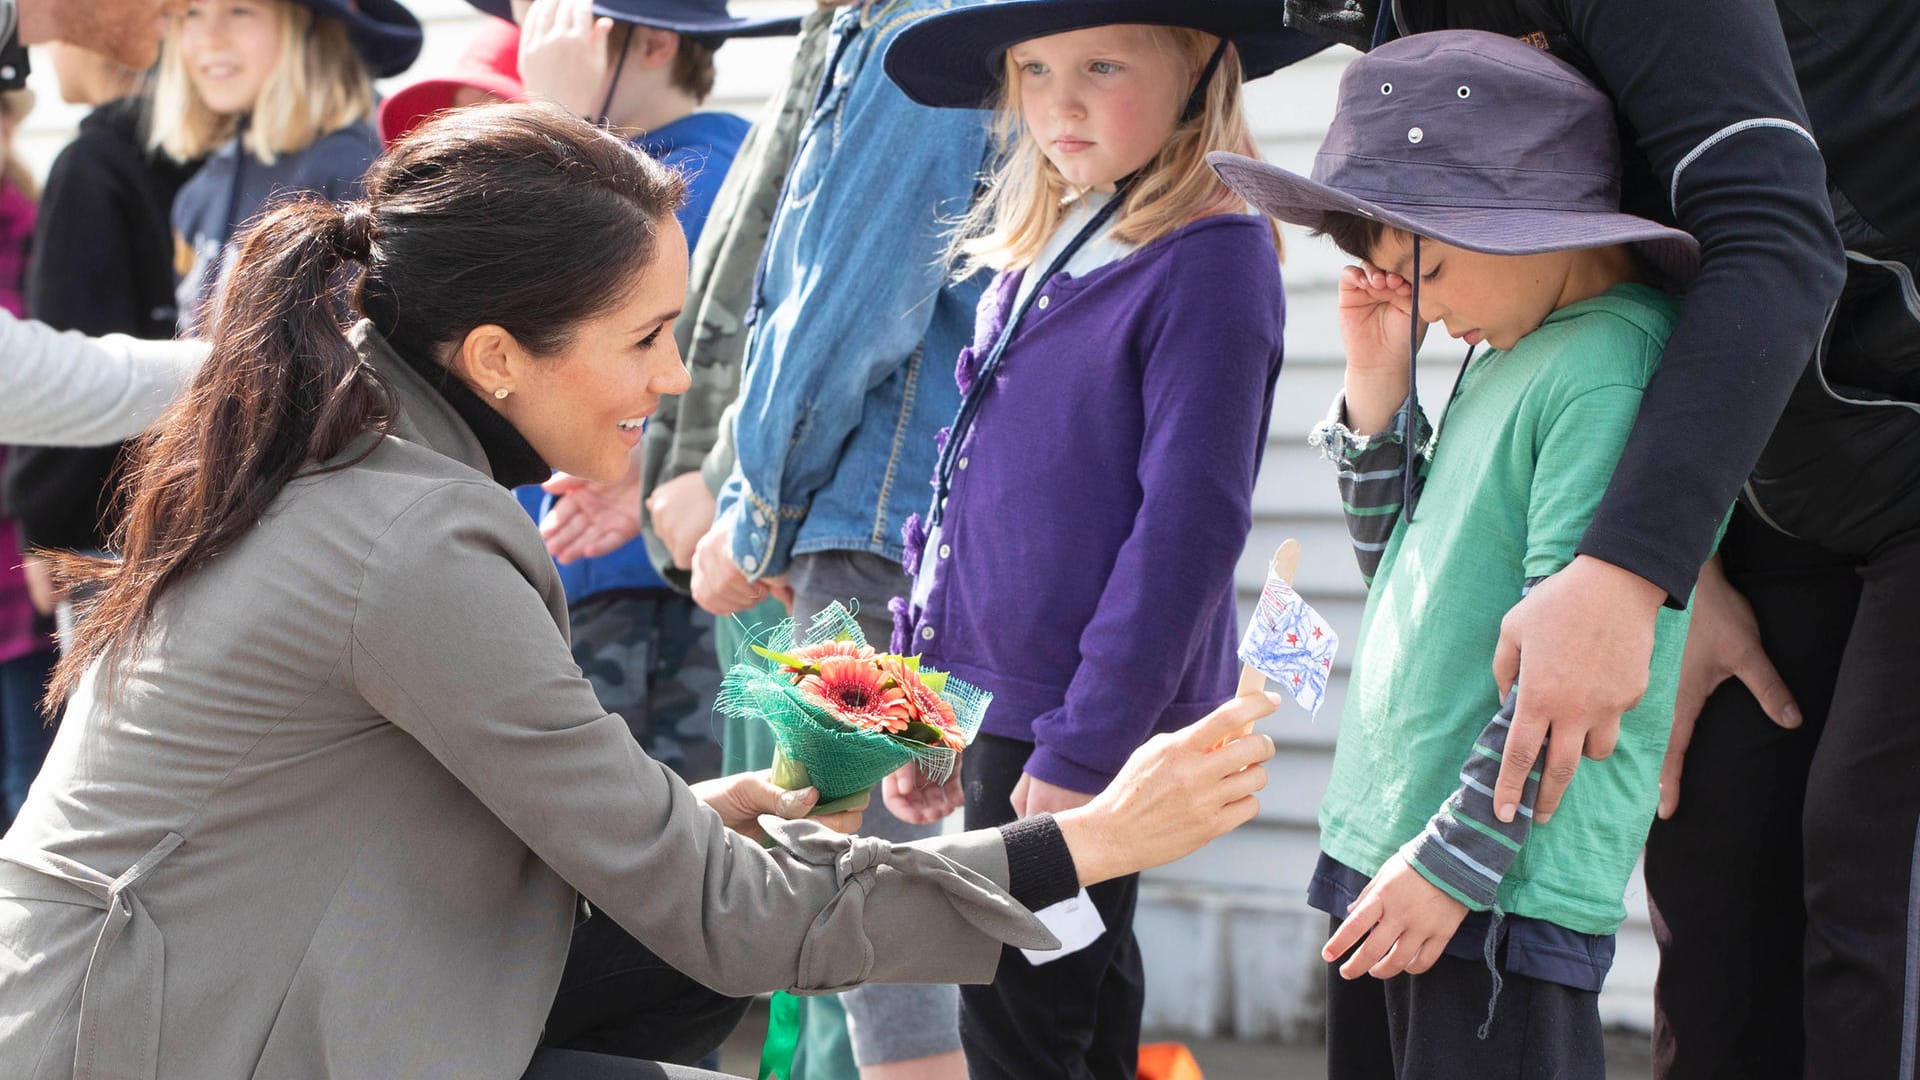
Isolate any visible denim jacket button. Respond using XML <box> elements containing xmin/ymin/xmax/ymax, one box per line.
<box><xmin>741</xmin><ymin>554</ymin><xmax>760</xmax><ymax>573</ymax></box>
<box><xmin>920</xmin><ymin>625</ymin><xmax>936</xmax><ymax>642</ymax></box>
<box><xmin>752</xmin><ymin>509</ymin><xmax>767</xmax><ymax>527</ymax></box>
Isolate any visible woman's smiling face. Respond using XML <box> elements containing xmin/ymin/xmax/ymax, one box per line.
<box><xmin>480</xmin><ymin>215</ymin><xmax>694</xmax><ymax>483</ymax></box>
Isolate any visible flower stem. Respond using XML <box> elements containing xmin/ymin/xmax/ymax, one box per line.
<box><xmin>770</xmin><ymin>745</ymin><xmax>811</xmax><ymax>792</ymax></box>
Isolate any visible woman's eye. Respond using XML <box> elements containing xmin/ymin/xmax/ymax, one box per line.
<box><xmin>638</xmin><ymin>328</ymin><xmax>663</xmax><ymax>349</ymax></box>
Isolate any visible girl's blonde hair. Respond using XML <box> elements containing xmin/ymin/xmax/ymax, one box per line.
<box><xmin>0</xmin><ymin>89</ymin><xmax>38</xmax><ymax>201</ymax></box>
<box><xmin>952</xmin><ymin>26</ymin><xmax>1279</xmax><ymax>277</ymax></box>
<box><xmin>150</xmin><ymin>1</ymin><xmax>374</xmax><ymax>164</ymax></box>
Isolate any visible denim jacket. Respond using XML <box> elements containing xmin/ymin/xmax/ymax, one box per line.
<box><xmin>714</xmin><ymin>0</ymin><xmax>989</xmax><ymax>579</ymax></box>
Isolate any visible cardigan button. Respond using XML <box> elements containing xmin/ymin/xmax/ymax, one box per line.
<box><xmin>938</xmin><ymin>544</ymin><xmax>951</xmax><ymax>559</ymax></box>
<box><xmin>957</xmin><ymin>456</ymin><xmax>970</xmax><ymax>470</ymax></box>
<box><xmin>920</xmin><ymin>626</ymin><xmax>936</xmax><ymax>642</ymax></box>
<box><xmin>1036</xmin><ymin>295</ymin><xmax>1050</xmax><ymax>310</ymax></box>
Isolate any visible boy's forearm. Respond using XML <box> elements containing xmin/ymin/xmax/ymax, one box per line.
<box><xmin>1402</xmin><ymin>689</ymin><xmax>1540</xmax><ymax>910</ymax></box>
<box><xmin>1342</xmin><ymin>367</ymin><xmax>1411</xmax><ymax>436</ymax></box>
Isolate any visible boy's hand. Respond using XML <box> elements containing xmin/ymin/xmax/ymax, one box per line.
<box><xmin>1011</xmin><ymin>772</ymin><xmax>1097</xmax><ymax>817</ymax></box>
<box><xmin>1324</xmin><ymin>853</ymin><xmax>1468</xmax><ymax>980</ymax></box>
<box><xmin>1337</xmin><ymin>263</ymin><xmax>1425</xmax><ymax>372</ymax></box>
<box><xmin>1338</xmin><ymin>263</ymin><xmax>1427</xmax><ymax>434</ymax></box>
<box><xmin>519</xmin><ymin>0</ymin><xmax>616</xmax><ymax>118</ymax></box>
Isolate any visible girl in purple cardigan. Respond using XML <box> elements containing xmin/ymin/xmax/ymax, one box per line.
<box><xmin>883</xmin><ymin>3</ymin><xmax>1307</xmax><ymax>1075</ymax></box>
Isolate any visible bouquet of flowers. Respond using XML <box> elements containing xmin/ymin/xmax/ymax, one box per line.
<box><xmin>716</xmin><ymin>603</ymin><xmax>990</xmax><ymax>806</ymax></box>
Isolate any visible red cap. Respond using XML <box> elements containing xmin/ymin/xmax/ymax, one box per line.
<box><xmin>377</xmin><ymin>16</ymin><xmax>525</xmax><ymax>146</ymax></box>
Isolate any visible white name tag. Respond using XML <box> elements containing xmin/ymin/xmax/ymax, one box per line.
<box><xmin>1020</xmin><ymin>887</ymin><xmax>1106</xmax><ymax>966</ymax></box>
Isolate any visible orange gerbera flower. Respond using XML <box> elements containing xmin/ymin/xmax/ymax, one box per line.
<box><xmin>875</xmin><ymin>656</ymin><xmax>967</xmax><ymax>751</ymax></box>
<box><xmin>780</xmin><ymin>640</ymin><xmax>876</xmax><ymax>677</ymax></box>
<box><xmin>796</xmin><ymin>656</ymin><xmax>913</xmax><ymax>734</ymax></box>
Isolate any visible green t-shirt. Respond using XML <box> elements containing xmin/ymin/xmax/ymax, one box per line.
<box><xmin>1320</xmin><ymin>284</ymin><xmax>1694</xmax><ymax>935</ymax></box>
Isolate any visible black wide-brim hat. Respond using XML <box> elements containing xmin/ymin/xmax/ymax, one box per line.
<box><xmin>464</xmin><ymin>0</ymin><xmax>800</xmax><ymax>40</ymax></box>
<box><xmin>1208</xmin><ymin>30</ymin><xmax>1699</xmax><ymax>285</ymax></box>
<box><xmin>295</xmin><ymin>0</ymin><xmax>424</xmax><ymax>79</ymax></box>
<box><xmin>884</xmin><ymin>0</ymin><xmax>1330</xmax><ymax>110</ymax></box>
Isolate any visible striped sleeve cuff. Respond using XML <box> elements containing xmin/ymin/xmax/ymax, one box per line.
<box><xmin>1308</xmin><ymin>394</ymin><xmax>1434</xmax><ymax>584</ymax></box>
<box><xmin>1402</xmin><ymin>689</ymin><xmax>1540</xmax><ymax>911</ymax></box>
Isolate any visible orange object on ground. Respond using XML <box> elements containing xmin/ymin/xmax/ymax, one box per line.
<box><xmin>1138</xmin><ymin>1041</ymin><xmax>1205</xmax><ymax>1080</ymax></box>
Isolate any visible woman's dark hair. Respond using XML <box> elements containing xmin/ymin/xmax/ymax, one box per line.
<box><xmin>48</xmin><ymin>102</ymin><xmax>687</xmax><ymax>705</ymax></box>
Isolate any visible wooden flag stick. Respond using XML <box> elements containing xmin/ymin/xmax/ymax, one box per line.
<box><xmin>1237</xmin><ymin>538</ymin><xmax>1302</xmax><ymax>698</ymax></box>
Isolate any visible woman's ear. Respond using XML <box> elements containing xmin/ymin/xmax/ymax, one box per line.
<box><xmin>451</xmin><ymin>324</ymin><xmax>524</xmax><ymax>401</ymax></box>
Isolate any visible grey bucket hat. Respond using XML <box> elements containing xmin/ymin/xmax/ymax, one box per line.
<box><xmin>1208</xmin><ymin>30</ymin><xmax>1699</xmax><ymax>286</ymax></box>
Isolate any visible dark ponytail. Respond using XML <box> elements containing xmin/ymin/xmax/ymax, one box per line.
<box><xmin>49</xmin><ymin>102</ymin><xmax>686</xmax><ymax>706</ymax></box>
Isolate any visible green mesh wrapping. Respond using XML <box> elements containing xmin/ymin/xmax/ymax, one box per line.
<box><xmin>714</xmin><ymin>603</ymin><xmax>991</xmax><ymax>803</ymax></box>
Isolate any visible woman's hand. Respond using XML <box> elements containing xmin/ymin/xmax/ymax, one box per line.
<box><xmin>646</xmin><ymin>471</ymin><xmax>719</xmax><ymax>570</ymax></box>
<box><xmin>518</xmin><ymin>0</ymin><xmax>616</xmax><ymax>118</ymax></box>
<box><xmin>1322</xmin><ymin>852</ymin><xmax>1468</xmax><ymax>980</ymax></box>
<box><xmin>691</xmin><ymin>770</ymin><xmax>869</xmax><ymax>844</ymax></box>
<box><xmin>1337</xmin><ymin>263</ymin><xmax>1423</xmax><ymax>435</ymax></box>
<box><xmin>1658</xmin><ymin>554</ymin><xmax>1798</xmax><ymax>819</ymax></box>
<box><xmin>1053</xmin><ymin>693</ymin><xmax>1279</xmax><ymax>886</ymax></box>
<box><xmin>882</xmin><ymin>760</ymin><xmax>963</xmax><ymax>825</ymax></box>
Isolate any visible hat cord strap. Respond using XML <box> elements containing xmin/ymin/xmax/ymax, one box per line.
<box><xmin>1403</xmin><ymin>233</ymin><xmax>1422</xmax><ymax>522</ymax></box>
<box><xmin>595</xmin><ymin>25</ymin><xmax>637</xmax><ymax>128</ymax></box>
<box><xmin>1179</xmin><ymin>39</ymin><xmax>1231</xmax><ymax>124</ymax></box>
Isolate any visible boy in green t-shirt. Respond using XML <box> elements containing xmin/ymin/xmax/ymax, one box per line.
<box><xmin>1210</xmin><ymin>30</ymin><xmax>1706</xmax><ymax>1078</ymax></box>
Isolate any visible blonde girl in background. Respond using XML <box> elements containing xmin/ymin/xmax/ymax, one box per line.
<box><xmin>157</xmin><ymin>0</ymin><xmax>421</xmax><ymax>332</ymax></box>
<box><xmin>883</xmin><ymin>4</ymin><xmax>1321</xmax><ymax>1077</ymax></box>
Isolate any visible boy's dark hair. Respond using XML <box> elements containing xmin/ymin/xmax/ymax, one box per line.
<box><xmin>1313</xmin><ymin>210</ymin><xmax>1392</xmax><ymax>263</ymax></box>
<box><xmin>670</xmin><ymin>37</ymin><xmax>717</xmax><ymax>103</ymax></box>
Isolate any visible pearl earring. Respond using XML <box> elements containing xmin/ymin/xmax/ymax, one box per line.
<box><xmin>493</xmin><ymin>388</ymin><xmax>510</xmax><ymax>400</ymax></box>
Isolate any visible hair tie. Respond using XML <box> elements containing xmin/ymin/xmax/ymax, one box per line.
<box><xmin>339</xmin><ymin>204</ymin><xmax>376</xmax><ymax>262</ymax></box>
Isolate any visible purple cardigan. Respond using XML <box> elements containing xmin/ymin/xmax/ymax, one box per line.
<box><xmin>895</xmin><ymin>214</ymin><xmax>1285</xmax><ymax>793</ymax></box>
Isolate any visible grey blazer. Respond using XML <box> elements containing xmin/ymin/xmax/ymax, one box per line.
<box><xmin>0</xmin><ymin>324</ymin><xmax>1050</xmax><ymax>1080</ymax></box>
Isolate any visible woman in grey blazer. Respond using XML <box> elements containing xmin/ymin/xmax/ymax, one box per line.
<box><xmin>0</xmin><ymin>103</ymin><xmax>1278</xmax><ymax>1080</ymax></box>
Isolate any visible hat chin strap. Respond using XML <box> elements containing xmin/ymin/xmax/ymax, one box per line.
<box><xmin>1179</xmin><ymin>39</ymin><xmax>1230</xmax><ymax>124</ymax></box>
<box><xmin>594</xmin><ymin>26</ymin><xmax>637</xmax><ymax>128</ymax></box>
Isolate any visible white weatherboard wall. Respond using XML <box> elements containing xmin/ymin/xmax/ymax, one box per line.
<box><xmin>19</xmin><ymin>2</ymin><xmax>1657</xmax><ymax>1039</ymax></box>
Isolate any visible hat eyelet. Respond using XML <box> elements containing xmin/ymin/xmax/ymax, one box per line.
<box><xmin>1407</xmin><ymin>126</ymin><xmax>1425</xmax><ymax>144</ymax></box>
<box><xmin>1380</xmin><ymin>82</ymin><xmax>1393</xmax><ymax>95</ymax></box>
<box><xmin>1457</xmin><ymin>85</ymin><xmax>1472</xmax><ymax>99</ymax></box>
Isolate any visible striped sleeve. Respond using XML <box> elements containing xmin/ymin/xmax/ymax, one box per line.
<box><xmin>1398</xmin><ymin>579</ymin><xmax>1549</xmax><ymax>910</ymax></box>
<box><xmin>1308</xmin><ymin>394</ymin><xmax>1433</xmax><ymax>586</ymax></box>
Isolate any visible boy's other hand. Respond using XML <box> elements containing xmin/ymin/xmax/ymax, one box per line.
<box><xmin>1011</xmin><ymin>772</ymin><xmax>1097</xmax><ymax>818</ymax></box>
<box><xmin>1658</xmin><ymin>554</ymin><xmax>1798</xmax><ymax>819</ymax></box>
<box><xmin>1491</xmin><ymin>555</ymin><xmax>1665</xmax><ymax>824</ymax></box>
<box><xmin>882</xmin><ymin>760</ymin><xmax>963</xmax><ymax>824</ymax></box>
<box><xmin>689</xmin><ymin>517</ymin><xmax>769</xmax><ymax>616</ymax></box>
<box><xmin>647</xmin><ymin>471</ymin><xmax>719</xmax><ymax>569</ymax></box>
<box><xmin>1324</xmin><ymin>853</ymin><xmax>1468</xmax><ymax>980</ymax></box>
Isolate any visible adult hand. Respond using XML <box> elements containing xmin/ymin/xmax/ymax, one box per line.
<box><xmin>1657</xmin><ymin>554</ymin><xmax>1798</xmax><ymax>819</ymax></box>
<box><xmin>882</xmin><ymin>760</ymin><xmax>962</xmax><ymax>825</ymax></box>
<box><xmin>1322</xmin><ymin>853</ymin><xmax>1468</xmax><ymax>980</ymax></box>
<box><xmin>1011</xmin><ymin>772</ymin><xmax>1096</xmax><ymax>818</ymax></box>
<box><xmin>16</xmin><ymin>0</ymin><xmax>185</xmax><ymax>69</ymax></box>
<box><xmin>1491</xmin><ymin>555</ymin><xmax>1666</xmax><ymax>825</ymax></box>
<box><xmin>689</xmin><ymin>518</ymin><xmax>767</xmax><ymax>615</ymax></box>
<box><xmin>1053</xmin><ymin>693</ymin><xmax>1279</xmax><ymax>886</ymax></box>
<box><xmin>646</xmin><ymin>471</ymin><xmax>718</xmax><ymax>569</ymax></box>
<box><xmin>517</xmin><ymin>0</ymin><xmax>616</xmax><ymax>118</ymax></box>
<box><xmin>21</xmin><ymin>554</ymin><xmax>64</xmax><ymax>617</ymax></box>
<box><xmin>690</xmin><ymin>770</ymin><xmax>868</xmax><ymax>844</ymax></box>
<box><xmin>539</xmin><ymin>459</ymin><xmax>643</xmax><ymax>564</ymax></box>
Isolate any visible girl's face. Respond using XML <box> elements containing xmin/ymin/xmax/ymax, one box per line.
<box><xmin>493</xmin><ymin>217</ymin><xmax>694</xmax><ymax>483</ymax></box>
<box><xmin>178</xmin><ymin>0</ymin><xmax>286</xmax><ymax>117</ymax></box>
<box><xmin>1009</xmin><ymin>24</ymin><xmax>1194</xmax><ymax>191</ymax></box>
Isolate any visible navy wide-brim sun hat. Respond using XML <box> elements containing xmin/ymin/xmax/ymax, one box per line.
<box><xmin>295</xmin><ymin>0</ymin><xmax>425</xmax><ymax>79</ymax></box>
<box><xmin>884</xmin><ymin>0</ymin><xmax>1331</xmax><ymax>110</ymax></box>
<box><xmin>1207</xmin><ymin>30</ymin><xmax>1699</xmax><ymax>286</ymax></box>
<box><xmin>463</xmin><ymin>0</ymin><xmax>800</xmax><ymax>40</ymax></box>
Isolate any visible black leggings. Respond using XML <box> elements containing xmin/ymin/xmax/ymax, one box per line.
<box><xmin>1644</xmin><ymin>506</ymin><xmax>1920</xmax><ymax>1078</ymax></box>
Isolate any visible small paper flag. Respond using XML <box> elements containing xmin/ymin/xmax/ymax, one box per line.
<box><xmin>1238</xmin><ymin>570</ymin><xmax>1339</xmax><ymax>716</ymax></box>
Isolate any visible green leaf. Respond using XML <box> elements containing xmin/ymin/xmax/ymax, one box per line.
<box><xmin>898</xmin><ymin>720</ymin><xmax>948</xmax><ymax>747</ymax></box>
<box><xmin>751</xmin><ymin>644</ymin><xmax>816</xmax><ymax>673</ymax></box>
<box><xmin>917</xmin><ymin>670</ymin><xmax>949</xmax><ymax>695</ymax></box>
